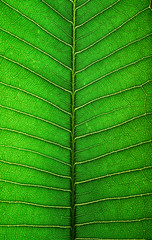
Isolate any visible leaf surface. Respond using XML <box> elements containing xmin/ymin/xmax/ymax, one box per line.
<box><xmin>0</xmin><ymin>0</ymin><xmax>152</xmax><ymax>239</ymax></box>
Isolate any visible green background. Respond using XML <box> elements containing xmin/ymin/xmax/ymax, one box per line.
<box><xmin>0</xmin><ymin>0</ymin><xmax>152</xmax><ymax>239</ymax></box>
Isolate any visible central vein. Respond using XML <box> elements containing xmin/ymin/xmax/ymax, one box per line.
<box><xmin>70</xmin><ymin>0</ymin><xmax>76</xmax><ymax>239</ymax></box>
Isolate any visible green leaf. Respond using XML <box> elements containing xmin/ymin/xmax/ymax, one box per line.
<box><xmin>0</xmin><ymin>0</ymin><xmax>152</xmax><ymax>239</ymax></box>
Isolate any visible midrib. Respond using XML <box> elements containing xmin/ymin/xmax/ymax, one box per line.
<box><xmin>70</xmin><ymin>0</ymin><xmax>76</xmax><ymax>239</ymax></box>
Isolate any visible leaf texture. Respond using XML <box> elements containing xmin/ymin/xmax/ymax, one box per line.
<box><xmin>0</xmin><ymin>0</ymin><xmax>152</xmax><ymax>239</ymax></box>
